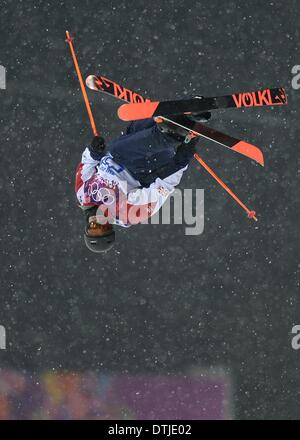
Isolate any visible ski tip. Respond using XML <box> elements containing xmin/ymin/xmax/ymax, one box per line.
<box><xmin>86</xmin><ymin>75</ymin><xmax>97</xmax><ymax>90</ymax></box>
<box><xmin>232</xmin><ymin>141</ymin><xmax>265</xmax><ymax>167</ymax></box>
<box><xmin>117</xmin><ymin>102</ymin><xmax>160</xmax><ymax>121</ymax></box>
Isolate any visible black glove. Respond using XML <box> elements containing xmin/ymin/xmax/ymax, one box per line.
<box><xmin>89</xmin><ymin>136</ymin><xmax>106</xmax><ymax>160</ymax></box>
<box><xmin>174</xmin><ymin>139</ymin><xmax>198</xmax><ymax>167</ymax></box>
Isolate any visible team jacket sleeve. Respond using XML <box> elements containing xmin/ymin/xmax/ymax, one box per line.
<box><xmin>80</xmin><ymin>147</ymin><xmax>100</xmax><ymax>182</ymax></box>
<box><xmin>126</xmin><ymin>165</ymin><xmax>188</xmax><ymax>219</ymax></box>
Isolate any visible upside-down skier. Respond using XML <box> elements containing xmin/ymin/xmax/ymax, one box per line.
<box><xmin>66</xmin><ymin>32</ymin><xmax>287</xmax><ymax>254</ymax></box>
<box><xmin>75</xmin><ymin>114</ymin><xmax>210</xmax><ymax>253</ymax></box>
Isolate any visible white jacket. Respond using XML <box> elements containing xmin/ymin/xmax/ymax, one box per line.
<box><xmin>76</xmin><ymin>147</ymin><xmax>188</xmax><ymax>227</ymax></box>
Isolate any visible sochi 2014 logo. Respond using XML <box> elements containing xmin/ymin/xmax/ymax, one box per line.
<box><xmin>87</xmin><ymin>180</ymin><xmax>116</xmax><ymax>205</ymax></box>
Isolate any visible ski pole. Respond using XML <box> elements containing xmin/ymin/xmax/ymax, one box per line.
<box><xmin>65</xmin><ymin>31</ymin><xmax>99</xmax><ymax>136</ymax></box>
<box><xmin>194</xmin><ymin>153</ymin><xmax>257</xmax><ymax>221</ymax></box>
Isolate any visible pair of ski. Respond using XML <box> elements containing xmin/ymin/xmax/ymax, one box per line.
<box><xmin>117</xmin><ymin>87</ymin><xmax>287</xmax><ymax>122</ymax></box>
<box><xmin>86</xmin><ymin>74</ymin><xmax>287</xmax><ymax>167</ymax></box>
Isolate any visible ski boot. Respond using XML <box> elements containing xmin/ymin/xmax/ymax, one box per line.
<box><xmin>188</xmin><ymin>96</ymin><xmax>212</xmax><ymax>123</ymax></box>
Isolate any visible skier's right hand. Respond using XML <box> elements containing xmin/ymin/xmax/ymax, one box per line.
<box><xmin>174</xmin><ymin>140</ymin><xmax>197</xmax><ymax>167</ymax></box>
<box><xmin>89</xmin><ymin>136</ymin><xmax>106</xmax><ymax>160</ymax></box>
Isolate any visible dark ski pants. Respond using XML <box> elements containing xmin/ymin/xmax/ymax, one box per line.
<box><xmin>107</xmin><ymin>118</ymin><xmax>193</xmax><ymax>186</ymax></box>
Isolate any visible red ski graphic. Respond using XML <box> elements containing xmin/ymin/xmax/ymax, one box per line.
<box><xmin>86</xmin><ymin>75</ymin><xmax>151</xmax><ymax>104</ymax></box>
<box><xmin>232</xmin><ymin>88</ymin><xmax>287</xmax><ymax>108</ymax></box>
<box><xmin>118</xmin><ymin>101</ymin><xmax>161</xmax><ymax>121</ymax></box>
<box><xmin>231</xmin><ymin>141</ymin><xmax>264</xmax><ymax>166</ymax></box>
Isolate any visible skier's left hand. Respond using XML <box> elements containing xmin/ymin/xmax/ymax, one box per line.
<box><xmin>91</xmin><ymin>136</ymin><xmax>106</xmax><ymax>152</ymax></box>
<box><xmin>89</xmin><ymin>136</ymin><xmax>106</xmax><ymax>159</ymax></box>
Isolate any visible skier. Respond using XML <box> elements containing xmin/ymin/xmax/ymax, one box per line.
<box><xmin>75</xmin><ymin>114</ymin><xmax>211</xmax><ymax>253</ymax></box>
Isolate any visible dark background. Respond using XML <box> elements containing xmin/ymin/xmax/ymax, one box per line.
<box><xmin>0</xmin><ymin>0</ymin><xmax>299</xmax><ymax>419</ymax></box>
